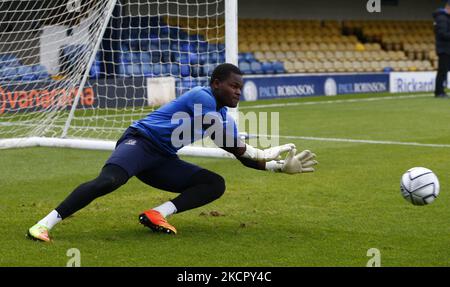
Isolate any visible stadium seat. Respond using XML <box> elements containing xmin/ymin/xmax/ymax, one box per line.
<box><xmin>118</xmin><ymin>63</ymin><xmax>128</xmax><ymax>77</ymax></box>
<box><xmin>261</xmin><ymin>62</ymin><xmax>275</xmax><ymax>74</ymax></box>
<box><xmin>89</xmin><ymin>62</ymin><xmax>101</xmax><ymax>78</ymax></box>
<box><xmin>272</xmin><ymin>61</ymin><xmax>285</xmax><ymax>74</ymax></box>
<box><xmin>239</xmin><ymin>61</ymin><xmax>252</xmax><ymax>74</ymax></box>
<box><xmin>203</xmin><ymin>63</ymin><xmax>216</xmax><ymax>76</ymax></box>
<box><xmin>263</xmin><ymin>51</ymin><xmax>276</xmax><ymax>61</ymax></box>
<box><xmin>190</xmin><ymin>65</ymin><xmax>203</xmax><ymax>77</ymax></box>
<box><xmin>120</xmin><ymin>52</ymin><xmax>131</xmax><ymax>63</ymax></box>
<box><xmin>180</xmin><ymin>64</ymin><xmax>190</xmax><ymax>77</ymax></box>
<box><xmin>1</xmin><ymin>66</ymin><xmax>19</xmax><ymax>81</ymax></box>
<box><xmin>283</xmin><ymin>61</ymin><xmax>295</xmax><ymax>73</ymax></box>
<box><xmin>250</xmin><ymin>61</ymin><xmax>263</xmax><ymax>74</ymax></box>
<box><xmin>128</xmin><ymin>63</ymin><xmax>141</xmax><ymax>76</ymax></box>
<box><xmin>323</xmin><ymin>61</ymin><xmax>334</xmax><ymax>73</ymax></box>
<box><xmin>142</xmin><ymin>64</ymin><xmax>152</xmax><ymax>76</ymax></box>
<box><xmin>0</xmin><ymin>54</ymin><xmax>21</xmax><ymax>68</ymax></box>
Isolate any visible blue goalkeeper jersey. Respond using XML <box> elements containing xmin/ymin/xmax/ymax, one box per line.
<box><xmin>130</xmin><ymin>86</ymin><xmax>238</xmax><ymax>155</ymax></box>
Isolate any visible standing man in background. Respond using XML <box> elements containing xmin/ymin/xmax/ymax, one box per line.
<box><xmin>433</xmin><ymin>0</ymin><xmax>450</xmax><ymax>98</ymax></box>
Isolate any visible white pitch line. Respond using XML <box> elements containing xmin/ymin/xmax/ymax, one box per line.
<box><xmin>254</xmin><ymin>134</ymin><xmax>450</xmax><ymax>148</ymax></box>
<box><xmin>239</xmin><ymin>94</ymin><xmax>432</xmax><ymax>110</ymax></box>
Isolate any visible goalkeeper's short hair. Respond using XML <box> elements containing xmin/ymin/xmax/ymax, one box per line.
<box><xmin>210</xmin><ymin>63</ymin><xmax>242</xmax><ymax>85</ymax></box>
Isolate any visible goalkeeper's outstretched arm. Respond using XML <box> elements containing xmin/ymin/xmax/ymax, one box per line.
<box><xmin>222</xmin><ymin>143</ymin><xmax>318</xmax><ymax>174</ymax></box>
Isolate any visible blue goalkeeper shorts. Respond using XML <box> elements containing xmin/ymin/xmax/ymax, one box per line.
<box><xmin>105</xmin><ymin>127</ymin><xmax>202</xmax><ymax>192</ymax></box>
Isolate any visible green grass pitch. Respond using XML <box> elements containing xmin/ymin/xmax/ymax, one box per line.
<box><xmin>1</xmin><ymin>92</ymin><xmax>450</xmax><ymax>266</ymax></box>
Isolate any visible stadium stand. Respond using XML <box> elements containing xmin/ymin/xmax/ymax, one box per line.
<box><xmin>239</xmin><ymin>18</ymin><xmax>434</xmax><ymax>74</ymax></box>
<box><xmin>0</xmin><ymin>53</ymin><xmax>49</xmax><ymax>82</ymax></box>
<box><xmin>0</xmin><ymin>17</ymin><xmax>437</xmax><ymax>81</ymax></box>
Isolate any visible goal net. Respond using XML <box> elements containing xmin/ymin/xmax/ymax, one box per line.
<box><xmin>0</xmin><ymin>0</ymin><xmax>237</xmax><ymax>157</ymax></box>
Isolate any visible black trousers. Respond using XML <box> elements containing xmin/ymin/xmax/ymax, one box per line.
<box><xmin>435</xmin><ymin>53</ymin><xmax>450</xmax><ymax>96</ymax></box>
<box><xmin>55</xmin><ymin>164</ymin><xmax>226</xmax><ymax>219</ymax></box>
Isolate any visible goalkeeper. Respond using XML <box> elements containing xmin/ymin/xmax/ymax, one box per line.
<box><xmin>28</xmin><ymin>63</ymin><xmax>318</xmax><ymax>242</ymax></box>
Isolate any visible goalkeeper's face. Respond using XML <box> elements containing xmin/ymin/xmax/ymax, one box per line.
<box><xmin>212</xmin><ymin>72</ymin><xmax>243</xmax><ymax>108</ymax></box>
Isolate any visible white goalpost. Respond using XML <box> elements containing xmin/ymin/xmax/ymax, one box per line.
<box><xmin>0</xmin><ymin>0</ymin><xmax>238</xmax><ymax>158</ymax></box>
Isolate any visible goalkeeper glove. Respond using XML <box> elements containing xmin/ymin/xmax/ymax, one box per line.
<box><xmin>266</xmin><ymin>149</ymin><xmax>318</xmax><ymax>174</ymax></box>
<box><xmin>241</xmin><ymin>143</ymin><xmax>296</xmax><ymax>162</ymax></box>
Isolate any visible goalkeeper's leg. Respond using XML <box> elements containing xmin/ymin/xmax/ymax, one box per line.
<box><xmin>137</xmin><ymin>159</ymin><xmax>226</xmax><ymax>234</ymax></box>
<box><xmin>27</xmin><ymin>164</ymin><xmax>129</xmax><ymax>242</ymax></box>
<box><xmin>54</xmin><ymin>164</ymin><xmax>129</xmax><ymax>218</ymax></box>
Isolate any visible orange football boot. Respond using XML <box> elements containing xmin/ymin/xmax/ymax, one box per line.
<box><xmin>139</xmin><ymin>210</ymin><xmax>177</xmax><ymax>234</ymax></box>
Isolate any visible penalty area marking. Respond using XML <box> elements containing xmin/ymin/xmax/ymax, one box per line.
<box><xmin>239</xmin><ymin>94</ymin><xmax>432</xmax><ymax>110</ymax></box>
<box><xmin>254</xmin><ymin>134</ymin><xmax>450</xmax><ymax>148</ymax></box>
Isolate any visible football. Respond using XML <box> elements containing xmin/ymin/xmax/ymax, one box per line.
<box><xmin>400</xmin><ymin>167</ymin><xmax>440</xmax><ymax>206</ymax></box>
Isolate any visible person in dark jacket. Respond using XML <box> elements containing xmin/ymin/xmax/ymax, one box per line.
<box><xmin>433</xmin><ymin>1</ymin><xmax>450</xmax><ymax>98</ymax></box>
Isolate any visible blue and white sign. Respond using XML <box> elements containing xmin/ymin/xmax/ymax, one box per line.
<box><xmin>390</xmin><ymin>72</ymin><xmax>436</xmax><ymax>93</ymax></box>
<box><xmin>242</xmin><ymin>73</ymin><xmax>389</xmax><ymax>101</ymax></box>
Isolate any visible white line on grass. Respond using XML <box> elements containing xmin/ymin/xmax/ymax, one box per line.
<box><xmin>239</xmin><ymin>94</ymin><xmax>432</xmax><ymax>110</ymax></box>
<box><xmin>254</xmin><ymin>134</ymin><xmax>450</xmax><ymax>148</ymax></box>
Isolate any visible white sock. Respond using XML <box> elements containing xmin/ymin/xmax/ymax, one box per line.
<box><xmin>37</xmin><ymin>210</ymin><xmax>62</xmax><ymax>230</ymax></box>
<box><xmin>152</xmin><ymin>201</ymin><xmax>177</xmax><ymax>218</ymax></box>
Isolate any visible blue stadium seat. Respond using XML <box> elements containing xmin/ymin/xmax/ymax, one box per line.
<box><xmin>181</xmin><ymin>78</ymin><xmax>198</xmax><ymax>90</ymax></box>
<box><xmin>161</xmin><ymin>51</ymin><xmax>171</xmax><ymax>63</ymax></box>
<box><xmin>142</xmin><ymin>64</ymin><xmax>152</xmax><ymax>76</ymax></box>
<box><xmin>0</xmin><ymin>54</ymin><xmax>20</xmax><ymax>68</ymax></box>
<box><xmin>190</xmin><ymin>65</ymin><xmax>203</xmax><ymax>77</ymax></box>
<box><xmin>168</xmin><ymin>27</ymin><xmax>181</xmax><ymax>39</ymax></box>
<box><xmin>127</xmin><ymin>63</ymin><xmax>141</xmax><ymax>76</ymax></box>
<box><xmin>129</xmin><ymin>39</ymin><xmax>141</xmax><ymax>50</ymax></box>
<box><xmin>189</xmin><ymin>41</ymin><xmax>208</xmax><ymax>53</ymax></box>
<box><xmin>163</xmin><ymin>63</ymin><xmax>179</xmax><ymax>75</ymax></box>
<box><xmin>149</xmin><ymin>38</ymin><xmax>160</xmax><ymax>50</ymax></box>
<box><xmin>170</xmin><ymin>42</ymin><xmax>180</xmax><ymax>51</ymax></box>
<box><xmin>179</xmin><ymin>53</ymin><xmax>199</xmax><ymax>65</ymax></box>
<box><xmin>178</xmin><ymin>40</ymin><xmax>190</xmax><ymax>52</ymax></box>
<box><xmin>148</xmin><ymin>51</ymin><xmax>162</xmax><ymax>63</ymax></box>
<box><xmin>203</xmin><ymin>63</ymin><xmax>216</xmax><ymax>76</ymax></box>
<box><xmin>118</xmin><ymin>63</ymin><xmax>128</xmax><ymax>76</ymax></box>
<box><xmin>218</xmin><ymin>52</ymin><xmax>226</xmax><ymax>63</ymax></box>
<box><xmin>178</xmin><ymin>30</ymin><xmax>189</xmax><ymax>40</ymax></box>
<box><xmin>32</xmin><ymin>65</ymin><xmax>49</xmax><ymax>79</ymax></box>
<box><xmin>17</xmin><ymin>65</ymin><xmax>34</xmax><ymax>81</ymax></box>
<box><xmin>188</xmin><ymin>34</ymin><xmax>205</xmax><ymax>42</ymax></box>
<box><xmin>180</xmin><ymin>64</ymin><xmax>191</xmax><ymax>77</ymax></box>
<box><xmin>272</xmin><ymin>61</ymin><xmax>285</xmax><ymax>74</ymax></box>
<box><xmin>208</xmin><ymin>52</ymin><xmax>220</xmax><ymax>63</ymax></box>
<box><xmin>89</xmin><ymin>62</ymin><xmax>101</xmax><ymax>79</ymax></box>
<box><xmin>141</xmin><ymin>39</ymin><xmax>151</xmax><ymax>51</ymax></box>
<box><xmin>121</xmin><ymin>52</ymin><xmax>131</xmax><ymax>63</ymax></box>
<box><xmin>199</xmin><ymin>54</ymin><xmax>209</xmax><ymax>65</ymax></box>
<box><xmin>1</xmin><ymin>67</ymin><xmax>19</xmax><ymax>81</ymax></box>
<box><xmin>238</xmin><ymin>61</ymin><xmax>252</xmax><ymax>74</ymax></box>
<box><xmin>261</xmin><ymin>62</ymin><xmax>275</xmax><ymax>74</ymax></box>
<box><xmin>140</xmin><ymin>52</ymin><xmax>151</xmax><ymax>64</ymax></box>
<box><xmin>120</xmin><ymin>42</ymin><xmax>130</xmax><ymax>52</ymax></box>
<box><xmin>250</xmin><ymin>61</ymin><xmax>263</xmax><ymax>74</ymax></box>
<box><xmin>243</xmin><ymin>53</ymin><xmax>256</xmax><ymax>62</ymax></box>
<box><xmin>158</xmin><ymin>26</ymin><xmax>170</xmax><ymax>38</ymax></box>
<box><xmin>160</xmin><ymin>40</ymin><xmax>171</xmax><ymax>51</ymax></box>
<box><xmin>130</xmin><ymin>52</ymin><xmax>143</xmax><ymax>64</ymax></box>
<box><xmin>152</xmin><ymin>64</ymin><xmax>163</xmax><ymax>76</ymax></box>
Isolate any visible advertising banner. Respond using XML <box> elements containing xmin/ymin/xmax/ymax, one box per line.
<box><xmin>241</xmin><ymin>73</ymin><xmax>389</xmax><ymax>101</ymax></box>
<box><xmin>0</xmin><ymin>78</ymin><xmax>147</xmax><ymax>115</ymax></box>
<box><xmin>389</xmin><ymin>72</ymin><xmax>436</xmax><ymax>93</ymax></box>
